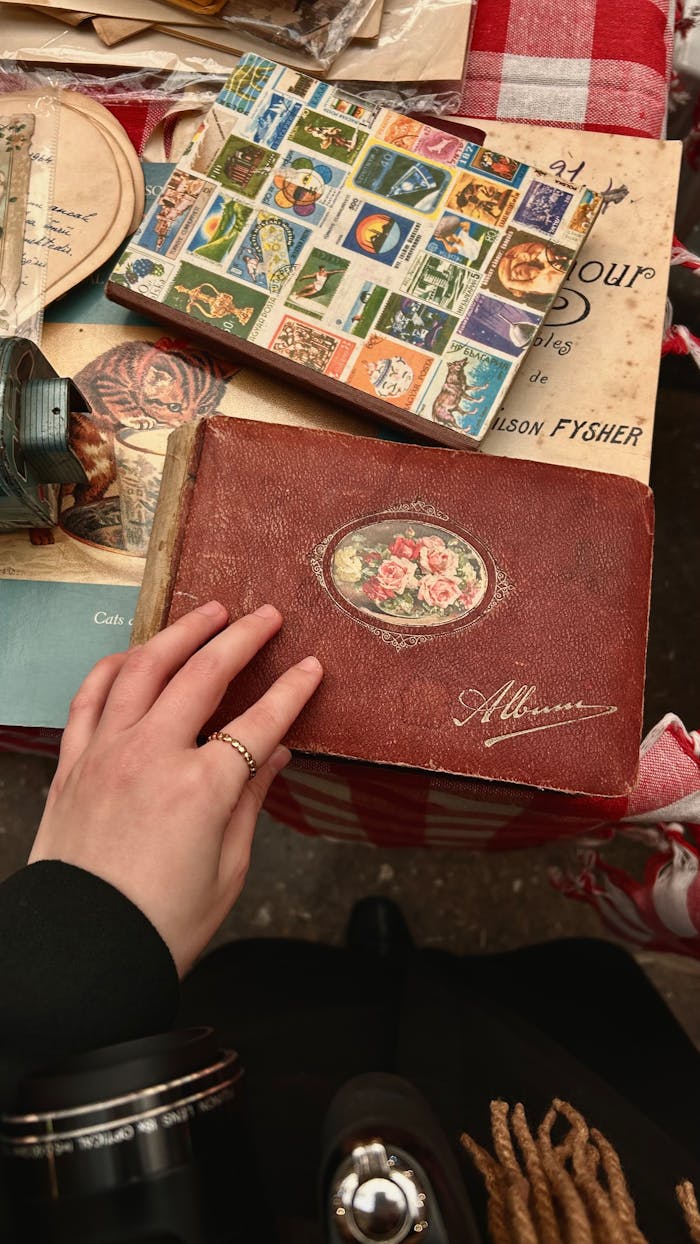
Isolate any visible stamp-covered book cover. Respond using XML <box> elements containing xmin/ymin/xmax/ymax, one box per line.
<box><xmin>106</xmin><ymin>53</ymin><xmax>601</xmax><ymax>450</ymax></box>
<box><xmin>134</xmin><ymin>416</ymin><xmax>654</xmax><ymax>797</ymax></box>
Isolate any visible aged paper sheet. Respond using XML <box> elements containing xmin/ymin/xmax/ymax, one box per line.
<box><xmin>461</xmin><ymin>121</ymin><xmax>681</xmax><ymax>482</ymax></box>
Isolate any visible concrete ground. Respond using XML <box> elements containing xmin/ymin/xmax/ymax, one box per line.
<box><xmin>1</xmin><ymin>364</ymin><xmax>699</xmax><ymax>1045</ymax></box>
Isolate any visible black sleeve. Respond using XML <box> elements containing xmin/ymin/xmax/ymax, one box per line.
<box><xmin>0</xmin><ymin>861</ymin><xmax>180</xmax><ymax>1112</ymax></box>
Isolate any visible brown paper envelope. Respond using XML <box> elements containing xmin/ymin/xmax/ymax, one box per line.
<box><xmin>0</xmin><ymin>0</ymin><xmax>471</xmax><ymax>80</ymax></box>
<box><xmin>12</xmin><ymin>0</ymin><xmax>228</xmax><ymax>23</ymax></box>
<box><xmin>156</xmin><ymin>0</ymin><xmax>472</xmax><ymax>80</ymax></box>
<box><xmin>29</xmin><ymin>6</ymin><xmax>90</xmax><ymax>21</ymax></box>
<box><xmin>355</xmin><ymin>0</ymin><xmax>384</xmax><ymax>40</ymax></box>
<box><xmin>92</xmin><ymin>16</ymin><xmax>153</xmax><ymax>44</ymax></box>
<box><xmin>328</xmin><ymin>0</ymin><xmax>472</xmax><ymax>80</ymax></box>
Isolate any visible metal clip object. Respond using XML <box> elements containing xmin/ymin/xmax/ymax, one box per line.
<box><xmin>331</xmin><ymin>1139</ymin><xmax>429</xmax><ymax>1243</ymax></box>
<box><xmin>0</xmin><ymin>336</ymin><xmax>89</xmax><ymax>530</ymax></box>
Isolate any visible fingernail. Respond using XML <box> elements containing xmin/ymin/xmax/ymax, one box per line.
<box><xmin>298</xmin><ymin>655</ymin><xmax>322</xmax><ymax>674</ymax></box>
<box><xmin>253</xmin><ymin>603</ymin><xmax>280</xmax><ymax>619</ymax></box>
<box><xmin>270</xmin><ymin>745</ymin><xmax>292</xmax><ymax>773</ymax></box>
<box><xmin>197</xmin><ymin>600</ymin><xmax>225</xmax><ymax>617</ymax></box>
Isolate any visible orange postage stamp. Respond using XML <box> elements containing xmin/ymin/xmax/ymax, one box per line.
<box><xmin>346</xmin><ymin>331</ymin><xmax>434</xmax><ymax>409</ymax></box>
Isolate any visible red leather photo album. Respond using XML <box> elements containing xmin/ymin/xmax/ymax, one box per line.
<box><xmin>134</xmin><ymin>417</ymin><xmax>654</xmax><ymax>797</ymax></box>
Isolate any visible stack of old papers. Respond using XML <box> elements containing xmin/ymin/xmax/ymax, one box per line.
<box><xmin>0</xmin><ymin>0</ymin><xmax>473</xmax><ymax>85</ymax></box>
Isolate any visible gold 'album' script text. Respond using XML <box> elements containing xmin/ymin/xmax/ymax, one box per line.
<box><xmin>453</xmin><ymin>680</ymin><xmax>618</xmax><ymax>747</ymax></box>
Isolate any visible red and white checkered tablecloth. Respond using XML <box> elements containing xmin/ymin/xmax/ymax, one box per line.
<box><xmin>6</xmin><ymin>716</ymin><xmax>700</xmax><ymax>958</ymax></box>
<box><xmin>460</xmin><ymin>0</ymin><xmax>674</xmax><ymax>139</ymax></box>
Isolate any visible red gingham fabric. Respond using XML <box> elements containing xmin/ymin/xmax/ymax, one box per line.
<box><xmin>459</xmin><ymin>0</ymin><xmax>674</xmax><ymax>139</ymax></box>
<box><xmin>260</xmin><ymin>715</ymin><xmax>700</xmax><ymax>849</ymax></box>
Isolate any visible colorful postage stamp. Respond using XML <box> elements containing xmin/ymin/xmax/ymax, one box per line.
<box><xmin>269</xmin><ymin>315</ymin><xmax>355</xmax><ymax>377</ymax></box>
<box><xmin>373</xmin><ymin>116</ymin><xmax>469</xmax><ymax>162</ymax></box>
<box><xmin>189</xmin><ymin>106</ymin><xmax>237</xmax><ymax>177</ymax></box>
<box><xmin>458</xmin><ymin>293</ymin><xmax>540</xmax><ymax>357</ymax></box>
<box><xmin>351</xmin><ymin>143</ymin><xmax>452</xmax><ymax>214</ymax></box>
<box><xmin>242</xmin><ymin>91</ymin><xmax>301</xmax><ymax>148</ymax></box>
<box><xmin>110</xmin><ymin>250</ymin><xmax>172</xmax><ymax>300</ymax></box>
<box><xmin>275</xmin><ymin>69</ymin><xmax>320</xmax><ymax>100</ymax></box>
<box><xmin>484</xmin><ymin>228</ymin><xmax>575</xmax><ymax>312</ymax></box>
<box><xmin>445</xmin><ymin>172</ymin><xmax>518</xmax><ymax>227</ymax></box>
<box><xmin>335</xmin><ymin>281</ymin><xmax>388</xmax><ymax>337</ymax></box>
<box><xmin>463</xmin><ymin>147</ymin><xmax>527</xmax><ymax>187</ymax></box>
<box><xmin>286</xmin><ymin>108</ymin><xmax>367</xmax><ymax>164</ymax></box>
<box><xmin>218</xmin><ymin>54</ymin><xmax>278</xmax><ymax>114</ymax></box>
<box><xmin>186</xmin><ymin>194</ymin><xmax>253</xmax><ymax>265</ymax></box>
<box><xmin>513</xmin><ymin>180</ymin><xmax>574</xmax><ymax>235</ymax></box>
<box><xmin>342</xmin><ymin>204</ymin><xmax>414</xmax><ymax>266</ymax></box>
<box><xmin>261</xmin><ymin>148</ymin><xmax>345</xmax><ymax>224</ymax></box>
<box><xmin>375</xmin><ymin>294</ymin><xmax>458</xmax><ymax>355</ymax></box>
<box><xmin>229</xmin><ymin>210</ymin><xmax>310</xmax><ymax>293</ymax></box>
<box><xmin>416</xmin><ymin>343</ymin><xmax>511</xmax><ymax>437</ymax></box>
<box><xmin>569</xmin><ymin>188</ymin><xmax>602</xmax><ymax>234</ymax></box>
<box><xmin>325</xmin><ymin>89</ymin><xmax>377</xmax><ymax>127</ymax></box>
<box><xmin>164</xmin><ymin>262</ymin><xmax>267</xmax><ymax>338</ymax></box>
<box><xmin>401</xmin><ymin>254</ymin><xmax>481</xmax><ymax>314</ymax></box>
<box><xmin>374</xmin><ymin>114</ymin><xmax>423</xmax><ymax>151</ymax></box>
<box><xmin>208</xmin><ymin>135</ymin><xmax>279</xmax><ymax>198</ymax></box>
<box><xmin>285</xmin><ymin>246</ymin><xmax>349</xmax><ymax>315</ymax></box>
<box><xmin>414</xmin><ymin>125</ymin><xmax>468</xmax><ymax>167</ymax></box>
<box><xmin>427</xmin><ymin>213</ymin><xmax>499</xmax><ymax>269</ymax></box>
<box><xmin>347</xmin><ymin>332</ymin><xmax>434</xmax><ymax>408</ymax></box>
<box><xmin>138</xmin><ymin>171</ymin><xmax>212</xmax><ymax>259</ymax></box>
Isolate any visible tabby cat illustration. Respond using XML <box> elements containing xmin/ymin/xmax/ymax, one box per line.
<box><xmin>69</xmin><ymin>337</ymin><xmax>235</xmax><ymax>507</ymax></box>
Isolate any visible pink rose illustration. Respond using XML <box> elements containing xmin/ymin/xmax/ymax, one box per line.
<box><xmin>417</xmin><ymin>574</ymin><xmax>461</xmax><ymax>609</ymax></box>
<box><xmin>363</xmin><ymin>577</ymin><xmax>395</xmax><ymax>603</ymax></box>
<box><xmin>376</xmin><ymin>556</ymin><xmax>417</xmax><ymax>594</ymax></box>
<box><xmin>419</xmin><ymin>535</ymin><xmax>446</xmax><ymax>554</ymax></box>
<box><xmin>459</xmin><ymin>582</ymin><xmax>481</xmax><ymax>608</ymax></box>
<box><xmin>419</xmin><ymin>543</ymin><xmax>459</xmax><ymax>576</ymax></box>
<box><xmin>389</xmin><ymin>534</ymin><xmax>420</xmax><ymax>560</ymax></box>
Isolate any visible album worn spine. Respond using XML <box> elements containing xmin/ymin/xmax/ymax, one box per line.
<box><xmin>131</xmin><ymin>419</ymin><xmax>205</xmax><ymax>646</ymax></box>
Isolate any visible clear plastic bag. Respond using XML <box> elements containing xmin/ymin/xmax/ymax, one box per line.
<box><xmin>0</xmin><ymin>61</ymin><xmax>222</xmax><ymax>115</ymax></box>
<box><xmin>0</xmin><ymin>0</ymin><xmax>472</xmax><ymax>85</ymax></box>
<box><xmin>0</xmin><ymin>86</ymin><xmax>60</xmax><ymax>344</ymax></box>
<box><xmin>343</xmin><ymin>83</ymin><xmax>463</xmax><ymax>116</ymax></box>
<box><xmin>0</xmin><ymin>62</ymin><xmax>462</xmax><ymax>173</ymax></box>
<box><xmin>221</xmin><ymin>0</ymin><xmax>380</xmax><ymax>71</ymax></box>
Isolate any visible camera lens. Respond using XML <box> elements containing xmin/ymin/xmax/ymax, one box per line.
<box><xmin>0</xmin><ymin>1027</ymin><xmax>267</xmax><ymax>1243</ymax></box>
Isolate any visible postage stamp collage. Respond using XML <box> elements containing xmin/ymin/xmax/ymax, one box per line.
<box><xmin>111</xmin><ymin>53</ymin><xmax>601</xmax><ymax>443</ymax></box>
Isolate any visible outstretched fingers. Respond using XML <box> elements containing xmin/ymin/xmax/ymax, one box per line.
<box><xmin>203</xmin><ymin>655</ymin><xmax>323</xmax><ymax>799</ymax></box>
<box><xmin>144</xmin><ymin>605</ymin><xmax>285</xmax><ymax>745</ymax></box>
<box><xmin>97</xmin><ymin>601</ymin><xmax>232</xmax><ymax>735</ymax></box>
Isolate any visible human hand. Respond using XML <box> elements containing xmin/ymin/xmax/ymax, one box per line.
<box><xmin>29</xmin><ymin>603</ymin><xmax>323</xmax><ymax>976</ymax></box>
